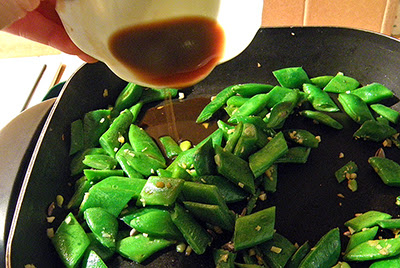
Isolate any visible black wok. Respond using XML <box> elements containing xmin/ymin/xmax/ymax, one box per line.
<box><xmin>4</xmin><ymin>27</ymin><xmax>400</xmax><ymax>267</ymax></box>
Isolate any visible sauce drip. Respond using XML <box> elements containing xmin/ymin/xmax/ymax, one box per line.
<box><xmin>108</xmin><ymin>16</ymin><xmax>225</xmax><ymax>87</ymax></box>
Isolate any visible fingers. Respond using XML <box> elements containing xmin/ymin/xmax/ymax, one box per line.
<box><xmin>5</xmin><ymin>10</ymin><xmax>97</xmax><ymax>63</ymax></box>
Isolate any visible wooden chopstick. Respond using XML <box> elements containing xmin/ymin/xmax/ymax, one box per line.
<box><xmin>21</xmin><ymin>64</ymin><xmax>47</xmax><ymax>112</ymax></box>
<box><xmin>49</xmin><ymin>63</ymin><xmax>66</xmax><ymax>90</ymax></box>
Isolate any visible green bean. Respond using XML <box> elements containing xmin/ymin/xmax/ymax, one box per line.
<box><xmin>351</xmin><ymin>83</ymin><xmax>393</xmax><ymax>104</ymax></box>
<box><xmin>369</xmin><ymin>157</ymin><xmax>400</xmax><ymax>187</ymax></box>
<box><xmin>370</xmin><ymin>104</ymin><xmax>400</xmax><ymax>124</ymax></box>
<box><xmin>344</xmin><ymin>210</ymin><xmax>392</xmax><ymax>233</ymax></box>
<box><xmin>323</xmin><ymin>73</ymin><xmax>360</xmax><ymax>93</ymax></box>
<box><xmin>272</xmin><ymin>67</ymin><xmax>310</xmax><ymax>89</ymax></box>
<box><xmin>303</xmin><ymin>83</ymin><xmax>339</xmax><ymax>112</ymax></box>
<box><xmin>249</xmin><ymin>132</ymin><xmax>288</xmax><ymax>178</ymax></box>
<box><xmin>70</xmin><ymin>148</ymin><xmax>107</xmax><ymax>176</ymax></box>
<box><xmin>196</xmin><ymin>85</ymin><xmax>236</xmax><ymax>123</ymax></box>
<box><xmin>337</xmin><ymin>93</ymin><xmax>374</xmax><ymax>124</ymax></box>
<box><xmin>331</xmin><ymin>262</ymin><xmax>351</xmax><ymax>268</ymax></box>
<box><xmin>299</xmin><ymin>110</ymin><xmax>343</xmax><ymax>130</ymax></box>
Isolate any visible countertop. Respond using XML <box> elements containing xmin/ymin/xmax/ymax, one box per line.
<box><xmin>0</xmin><ymin>32</ymin><xmax>85</xmax><ymax>130</ymax></box>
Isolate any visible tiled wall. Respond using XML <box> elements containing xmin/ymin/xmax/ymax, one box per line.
<box><xmin>262</xmin><ymin>0</ymin><xmax>399</xmax><ymax>35</ymax></box>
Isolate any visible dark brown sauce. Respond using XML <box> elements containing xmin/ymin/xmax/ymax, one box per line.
<box><xmin>108</xmin><ymin>16</ymin><xmax>225</xmax><ymax>87</ymax></box>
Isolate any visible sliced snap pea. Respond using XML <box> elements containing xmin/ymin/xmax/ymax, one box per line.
<box><xmin>233</xmin><ymin>94</ymin><xmax>270</xmax><ymax>118</ymax></box>
<box><xmin>117</xmin><ymin>234</ymin><xmax>174</xmax><ymax>263</ymax></box>
<box><xmin>193</xmin><ymin>138</ymin><xmax>216</xmax><ymax>176</ymax></box>
<box><xmin>70</xmin><ymin>148</ymin><xmax>107</xmax><ymax>176</ymax></box>
<box><xmin>370</xmin><ymin>104</ymin><xmax>400</xmax><ymax>124</ymax></box>
<box><xmin>338</xmin><ymin>93</ymin><xmax>374</xmax><ymax>124</ymax></box>
<box><xmin>111</xmin><ymin>82</ymin><xmax>143</xmax><ymax>118</ymax></box>
<box><xmin>345</xmin><ymin>210</ymin><xmax>392</xmax><ymax>233</ymax></box>
<box><xmin>159</xmin><ymin>135</ymin><xmax>182</xmax><ymax>159</ymax></box>
<box><xmin>82</xmin><ymin>154</ymin><xmax>118</xmax><ymax>170</ymax></box>
<box><xmin>298</xmin><ymin>228</ymin><xmax>341</xmax><ymax>268</ymax></box>
<box><xmin>120</xmin><ymin>207</ymin><xmax>183</xmax><ymax>240</ymax></box>
<box><xmin>258</xmin><ymin>232</ymin><xmax>297</xmax><ymax>268</ymax></box>
<box><xmin>232</xmin><ymin>83</ymin><xmax>274</xmax><ymax>97</ymax></box>
<box><xmin>128</xmin><ymin>124</ymin><xmax>165</xmax><ymax>164</ymax></box>
<box><xmin>249</xmin><ymin>132</ymin><xmax>288</xmax><ymax>178</ymax></box>
<box><xmin>128</xmin><ymin>101</ymin><xmax>144</xmax><ymax>123</ymax></box>
<box><xmin>170</xmin><ymin>203</ymin><xmax>212</xmax><ymax>255</ymax></box>
<box><xmin>85</xmin><ymin>232</ymin><xmax>115</xmax><ymax>262</ymax></box>
<box><xmin>115</xmin><ymin>143</ymin><xmax>145</xmax><ymax>179</ymax></box>
<box><xmin>354</xmin><ymin>120</ymin><xmax>397</xmax><ymax>142</ymax></box>
<box><xmin>275</xmin><ymin>146</ymin><xmax>311</xmax><ymax>164</ymax></box>
<box><xmin>310</xmin><ymin>75</ymin><xmax>334</xmax><ymax>88</ymax></box>
<box><xmin>81</xmin><ymin>250</ymin><xmax>107</xmax><ymax>268</ymax></box>
<box><xmin>140</xmin><ymin>88</ymin><xmax>178</xmax><ymax>104</ymax></box>
<box><xmin>286</xmin><ymin>241</ymin><xmax>311</xmax><ymax>268</ymax></box>
<box><xmin>335</xmin><ymin>161</ymin><xmax>358</xmax><ymax>183</ymax></box>
<box><xmin>351</xmin><ymin>82</ymin><xmax>393</xmax><ymax>104</ymax></box>
<box><xmin>345</xmin><ymin>226</ymin><xmax>379</xmax><ymax>254</ymax></box>
<box><xmin>233</xmin><ymin>206</ymin><xmax>276</xmax><ymax>251</ymax></box>
<box><xmin>332</xmin><ymin>261</ymin><xmax>351</xmax><ymax>268</ymax></box>
<box><xmin>122</xmin><ymin>148</ymin><xmax>166</xmax><ymax>177</ymax></box>
<box><xmin>70</xmin><ymin>119</ymin><xmax>84</xmax><ymax>155</ymax></box>
<box><xmin>84</xmin><ymin>207</ymin><xmax>118</xmax><ymax>250</ymax></box>
<box><xmin>171</xmin><ymin>164</ymin><xmax>192</xmax><ymax>181</ymax></box>
<box><xmin>138</xmin><ymin>176</ymin><xmax>184</xmax><ymax>207</ymax></box>
<box><xmin>52</xmin><ymin>213</ymin><xmax>91</xmax><ymax>268</ymax></box>
<box><xmin>265</xmin><ymin>89</ymin><xmax>299</xmax><ymax>129</ymax></box>
<box><xmin>299</xmin><ymin>110</ymin><xmax>343</xmax><ymax>130</ymax></box>
<box><xmin>196</xmin><ymin>85</ymin><xmax>236</xmax><ymax>123</ymax></box>
<box><xmin>262</xmin><ymin>164</ymin><xmax>278</xmax><ymax>193</ymax></box>
<box><xmin>303</xmin><ymin>83</ymin><xmax>339</xmax><ymax>112</ymax></box>
<box><xmin>83</xmin><ymin>169</ymin><xmax>125</xmax><ymax>183</ymax></box>
<box><xmin>377</xmin><ymin>218</ymin><xmax>400</xmax><ymax>229</ymax></box>
<box><xmin>234</xmin><ymin>123</ymin><xmax>258</xmax><ymax>159</ymax></box>
<box><xmin>246</xmin><ymin>188</ymin><xmax>261</xmax><ymax>215</ymax></box>
<box><xmin>264</xmin><ymin>86</ymin><xmax>293</xmax><ymax>109</ymax></box>
<box><xmin>83</xmin><ymin>109</ymin><xmax>112</xmax><ymax>149</ymax></box>
<box><xmin>229</xmin><ymin>115</ymin><xmax>270</xmax><ymax>133</ymax></box>
<box><xmin>370</xmin><ymin>255</ymin><xmax>400</xmax><ymax>267</ymax></box>
<box><xmin>272</xmin><ymin>67</ymin><xmax>310</xmax><ymax>89</ymax></box>
<box><xmin>323</xmin><ymin>73</ymin><xmax>360</xmax><ymax>93</ymax></box>
<box><xmin>227</xmin><ymin>95</ymin><xmax>250</xmax><ymax>107</ymax></box>
<box><xmin>213</xmin><ymin>249</ymin><xmax>236</xmax><ymax>268</ymax></box>
<box><xmin>67</xmin><ymin>176</ymin><xmax>91</xmax><ymax>209</ymax></box>
<box><xmin>344</xmin><ymin>237</ymin><xmax>400</xmax><ymax>262</ymax></box>
<box><xmin>99</xmin><ymin>109</ymin><xmax>133</xmax><ymax>157</ymax></box>
<box><xmin>217</xmin><ymin>120</ymin><xmax>235</xmax><ymax>140</ymax></box>
<box><xmin>369</xmin><ymin>157</ymin><xmax>400</xmax><ymax>187</ymax></box>
<box><xmin>214</xmin><ymin>145</ymin><xmax>255</xmax><ymax>194</ymax></box>
<box><xmin>284</xmin><ymin>129</ymin><xmax>320</xmax><ymax>148</ymax></box>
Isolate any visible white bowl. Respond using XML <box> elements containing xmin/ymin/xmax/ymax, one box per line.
<box><xmin>56</xmin><ymin>0</ymin><xmax>263</xmax><ymax>88</ymax></box>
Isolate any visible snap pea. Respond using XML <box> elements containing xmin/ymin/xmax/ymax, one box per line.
<box><xmin>84</xmin><ymin>207</ymin><xmax>118</xmax><ymax>250</ymax></box>
<box><xmin>369</xmin><ymin>157</ymin><xmax>400</xmax><ymax>187</ymax></box>
<box><xmin>249</xmin><ymin>132</ymin><xmax>288</xmax><ymax>178</ymax></box>
<box><xmin>170</xmin><ymin>203</ymin><xmax>212</xmax><ymax>255</ymax></box>
<box><xmin>120</xmin><ymin>207</ymin><xmax>183</xmax><ymax>240</ymax></box>
<box><xmin>354</xmin><ymin>120</ymin><xmax>397</xmax><ymax>142</ymax></box>
<box><xmin>81</xmin><ymin>250</ymin><xmax>107</xmax><ymax>268</ymax></box>
<box><xmin>298</xmin><ymin>228</ymin><xmax>341</xmax><ymax>268</ymax></box>
<box><xmin>233</xmin><ymin>206</ymin><xmax>276</xmax><ymax>251</ymax></box>
<box><xmin>233</xmin><ymin>94</ymin><xmax>269</xmax><ymax>118</ymax></box>
<box><xmin>370</xmin><ymin>103</ymin><xmax>400</xmax><ymax>124</ymax></box>
<box><xmin>337</xmin><ymin>93</ymin><xmax>374</xmax><ymax>124</ymax></box>
<box><xmin>265</xmin><ymin>89</ymin><xmax>300</xmax><ymax>129</ymax></box>
<box><xmin>227</xmin><ymin>95</ymin><xmax>250</xmax><ymax>107</ymax></box>
<box><xmin>246</xmin><ymin>188</ymin><xmax>261</xmax><ymax>215</ymax></box>
<box><xmin>82</xmin><ymin>154</ymin><xmax>118</xmax><ymax>170</ymax></box>
<box><xmin>344</xmin><ymin>226</ymin><xmax>379</xmax><ymax>254</ymax></box>
<box><xmin>67</xmin><ymin>176</ymin><xmax>91</xmax><ymax>209</ymax></box>
<box><xmin>224</xmin><ymin>105</ymin><xmax>239</xmax><ymax>117</ymax></box>
<box><xmin>344</xmin><ymin>238</ymin><xmax>400</xmax><ymax>261</ymax></box>
<box><xmin>213</xmin><ymin>249</ymin><xmax>236</xmax><ymax>268</ymax></box>
<box><xmin>264</xmin><ymin>86</ymin><xmax>293</xmax><ymax>109</ymax></box>
<box><xmin>111</xmin><ymin>82</ymin><xmax>143</xmax><ymax>118</ymax></box>
<box><xmin>159</xmin><ymin>135</ymin><xmax>182</xmax><ymax>159</ymax></box>
<box><xmin>117</xmin><ymin>234</ymin><xmax>174</xmax><ymax>263</ymax></box>
<box><xmin>335</xmin><ymin>161</ymin><xmax>358</xmax><ymax>183</ymax></box>
<box><xmin>303</xmin><ymin>83</ymin><xmax>340</xmax><ymax>112</ymax></box>
<box><xmin>273</xmin><ymin>67</ymin><xmax>310</xmax><ymax>89</ymax></box>
<box><xmin>85</xmin><ymin>232</ymin><xmax>115</xmax><ymax>261</ymax></box>
<box><xmin>350</xmin><ymin>82</ymin><xmax>393</xmax><ymax>104</ymax></box>
<box><xmin>52</xmin><ymin>213</ymin><xmax>91</xmax><ymax>268</ymax></box>
<box><xmin>217</xmin><ymin>120</ymin><xmax>235</xmax><ymax>140</ymax></box>
<box><xmin>83</xmin><ymin>109</ymin><xmax>112</xmax><ymax>149</ymax></box>
<box><xmin>262</xmin><ymin>164</ymin><xmax>278</xmax><ymax>193</ymax></box>
<box><xmin>171</xmin><ymin>164</ymin><xmax>192</xmax><ymax>181</ymax></box>
<box><xmin>192</xmin><ymin>175</ymin><xmax>248</xmax><ymax>203</ymax></box>
<box><xmin>138</xmin><ymin>176</ymin><xmax>184</xmax><ymax>207</ymax></box>
<box><xmin>128</xmin><ymin>101</ymin><xmax>143</xmax><ymax>123</ymax></box>
<box><xmin>128</xmin><ymin>124</ymin><xmax>165</xmax><ymax>164</ymax></box>
<box><xmin>121</xmin><ymin>148</ymin><xmax>166</xmax><ymax>176</ymax></box>
<box><xmin>310</xmin><ymin>75</ymin><xmax>334</xmax><ymax>88</ymax></box>
<box><xmin>70</xmin><ymin>148</ymin><xmax>107</xmax><ymax>176</ymax></box>
<box><xmin>275</xmin><ymin>146</ymin><xmax>311</xmax><ymax>164</ymax></box>
<box><xmin>344</xmin><ymin>210</ymin><xmax>392</xmax><ymax>233</ymax></box>
<box><xmin>377</xmin><ymin>218</ymin><xmax>400</xmax><ymax>229</ymax></box>
<box><xmin>299</xmin><ymin>110</ymin><xmax>343</xmax><ymax>130</ymax></box>
<box><xmin>370</xmin><ymin>257</ymin><xmax>400</xmax><ymax>267</ymax></box>
<box><xmin>229</xmin><ymin>115</ymin><xmax>270</xmax><ymax>133</ymax></box>
<box><xmin>193</xmin><ymin>138</ymin><xmax>216</xmax><ymax>176</ymax></box>
<box><xmin>257</xmin><ymin>232</ymin><xmax>297</xmax><ymax>268</ymax></box>
<box><xmin>284</xmin><ymin>129</ymin><xmax>320</xmax><ymax>148</ymax></box>
<box><xmin>214</xmin><ymin>145</ymin><xmax>256</xmax><ymax>194</ymax></box>
<box><xmin>232</xmin><ymin>83</ymin><xmax>274</xmax><ymax>97</ymax></box>
<box><xmin>332</xmin><ymin>261</ymin><xmax>351</xmax><ymax>268</ymax></box>
<box><xmin>115</xmin><ymin>143</ymin><xmax>145</xmax><ymax>179</ymax></box>
<box><xmin>83</xmin><ymin>169</ymin><xmax>125</xmax><ymax>183</ymax></box>
<box><xmin>233</xmin><ymin>123</ymin><xmax>258</xmax><ymax>159</ymax></box>
<box><xmin>286</xmin><ymin>241</ymin><xmax>311</xmax><ymax>268</ymax></box>
<box><xmin>323</xmin><ymin>73</ymin><xmax>360</xmax><ymax>93</ymax></box>
<box><xmin>196</xmin><ymin>85</ymin><xmax>236</xmax><ymax>123</ymax></box>
<box><xmin>224</xmin><ymin>122</ymin><xmax>244</xmax><ymax>152</ymax></box>
<box><xmin>70</xmin><ymin>119</ymin><xmax>84</xmax><ymax>155</ymax></box>
<box><xmin>140</xmin><ymin>87</ymin><xmax>178</xmax><ymax>104</ymax></box>
<box><xmin>99</xmin><ymin>109</ymin><xmax>133</xmax><ymax>157</ymax></box>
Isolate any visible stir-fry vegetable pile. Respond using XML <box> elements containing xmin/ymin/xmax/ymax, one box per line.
<box><xmin>50</xmin><ymin>67</ymin><xmax>400</xmax><ymax>267</ymax></box>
